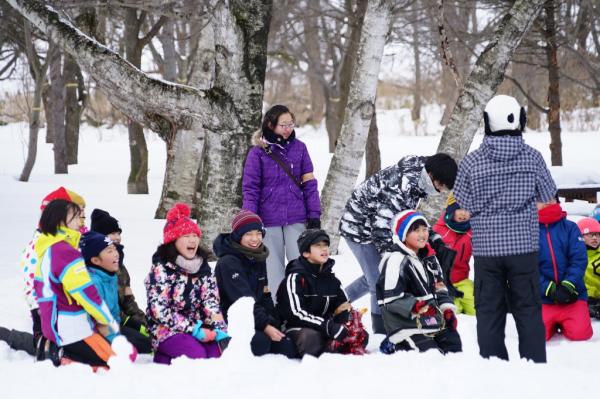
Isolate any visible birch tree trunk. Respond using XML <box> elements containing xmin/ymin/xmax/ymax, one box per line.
<box><xmin>418</xmin><ymin>0</ymin><xmax>547</xmax><ymax>221</ymax></box>
<box><xmin>320</xmin><ymin>0</ymin><xmax>392</xmax><ymax>253</ymax></box>
<box><xmin>7</xmin><ymin>0</ymin><xmax>271</xmax><ymax>249</ymax></box>
<box><xmin>64</xmin><ymin>54</ymin><xmax>82</xmax><ymax>165</ymax></box>
<box><xmin>544</xmin><ymin>0</ymin><xmax>562</xmax><ymax>166</ymax></box>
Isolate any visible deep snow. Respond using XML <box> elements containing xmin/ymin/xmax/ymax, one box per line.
<box><xmin>0</xmin><ymin>117</ymin><xmax>599</xmax><ymax>398</ymax></box>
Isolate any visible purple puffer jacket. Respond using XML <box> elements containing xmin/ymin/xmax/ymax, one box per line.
<box><xmin>242</xmin><ymin>130</ymin><xmax>321</xmax><ymax>227</ymax></box>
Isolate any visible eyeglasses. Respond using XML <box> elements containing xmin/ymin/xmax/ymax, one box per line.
<box><xmin>277</xmin><ymin>122</ymin><xmax>295</xmax><ymax>129</ymax></box>
<box><xmin>586</xmin><ymin>233</ymin><xmax>600</xmax><ymax>238</ymax></box>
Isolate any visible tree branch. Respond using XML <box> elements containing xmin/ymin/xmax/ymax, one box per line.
<box><xmin>504</xmin><ymin>74</ymin><xmax>549</xmax><ymax>114</ymax></box>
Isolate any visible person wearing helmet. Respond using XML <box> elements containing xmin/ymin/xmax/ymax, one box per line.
<box><xmin>577</xmin><ymin>217</ymin><xmax>600</xmax><ymax>319</ymax></box>
<box><xmin>453</xmin><ymin>95</ymin><xmax>557</xmax><ymax>363</ymax></box>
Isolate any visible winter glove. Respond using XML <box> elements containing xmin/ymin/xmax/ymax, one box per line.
<box><xmin>192</xmin><ymin>322</ymin><xmax>217</xmax><ymax>342</ymax></box>
<box><xmin>122</xmin><ymin>316</ymin><xmax>149</xmax><ymax>337</ymax></box>
<box><xmin>31</xmin><ymin>309</ymin><xmax>42</xmax><ymax>342</ymax></box>
<box><xmin>333</xmin><ymin>309</ymin><xmax>350</xmax><ymax>324</ymax></box>
<box><xmin>214</xmin><ymin>328</ymin><xmax>230</xmax><ymax>342</ymax></box>
<box><xmin>443</xmin><ymin>309</ymin><xmax>458</xmax><ymax>331</ymax></box>
<box><xmin>413</xmin><ymin>300</ymin><xmax>437</xmax><ymax>316</ymax></box>
<box><xmin>325</xmin><ymin>318</ymin><xmax>348</xmax><ymax>342</ymax></box>
<box><xmin>306</xmin><ymin>218</ymin><xmax>321</xmax><ymax>229</ymax></box>
<box><xmin>555</xmin><ymin>280</ymin><xmax>578</xmax><ymax>304</ymax></box>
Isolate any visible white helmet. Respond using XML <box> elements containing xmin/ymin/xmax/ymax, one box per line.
<box><xmin>483</xmin><ymin>95</ymin><xmax>526</xmax><ymax>135</ymax></box>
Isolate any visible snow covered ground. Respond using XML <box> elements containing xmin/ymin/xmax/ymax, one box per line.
<box><xmin>0</xmin><ymin>118</ymin><xmax>599</xmax><ymax>398</ymax></box>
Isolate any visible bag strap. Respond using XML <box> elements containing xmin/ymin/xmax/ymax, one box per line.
<box><xmin>264</xmin><ymin>147</ymin><xmax>303</xmax><ymax>190</ymax></box>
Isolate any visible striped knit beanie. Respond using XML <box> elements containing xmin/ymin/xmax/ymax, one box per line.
<box><xmin>231</xmin><ymin>210</ymin><xmax>265</xmax><ymax>243</ymax></box>
<box><xmin>392</xmin><ymin>210</ymin><xmax>429</xmax><ymax>243</ymax></box>
<box><xmin>163</xmin><ymin>203</ymin><xmax>201</xmax><ymax>244</ymax></box>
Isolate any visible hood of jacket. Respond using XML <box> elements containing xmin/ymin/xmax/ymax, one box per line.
<box><xmin>36</xmin><ymin>227</ymin><xmax>81</xmax><ymax>259</ymax></box>
<box><xmin>481</xmin><ymin>135</ymin><xmax>525</xmax><ymax>162</ymax></box>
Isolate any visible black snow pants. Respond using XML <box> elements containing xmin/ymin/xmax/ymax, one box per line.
<box><xmin>474</xmin><ymin>252</ymin><xmax>546</xmax><ymax>363</ymax></box>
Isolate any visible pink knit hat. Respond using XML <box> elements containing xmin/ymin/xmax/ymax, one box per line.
<box><xmin>163</xmin><ymin>203</ymin><xmax>201</xmax><ymax>244</ymax></box>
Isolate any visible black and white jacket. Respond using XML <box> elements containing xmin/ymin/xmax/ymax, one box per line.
<box><xmin>339</xmin><ymin>155</ymin><xmax>430</xmax><ymax>253</ymax></box>
<box><xmin>376</xmin><ymin>238</ymin><xmax>456</xmax><ymax>346</ymax></box>
<box><xmin>276</xmin><ymin>257</ymin><xmax>348</xmax><ymax>336</ymax></box>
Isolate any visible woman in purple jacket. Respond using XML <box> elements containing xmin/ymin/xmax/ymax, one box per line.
<box><xmin>242</xmin><ymin>105</ymin><xmax>321</xmax><ymax>297</ymax></box>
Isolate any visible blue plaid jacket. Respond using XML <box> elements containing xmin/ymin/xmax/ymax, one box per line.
<box><xmin>453</xmin><ymin>136</ymin><xmax>556</xmax><ymax>257</ymax></box>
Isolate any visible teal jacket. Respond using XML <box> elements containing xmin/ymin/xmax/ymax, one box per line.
<box><xmin>88</xmin><ymin>266</ymin><xmax>121</xmax><ymax>324</ymax></box>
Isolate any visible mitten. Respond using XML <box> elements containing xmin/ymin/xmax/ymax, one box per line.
<box><xmin>325</xmin><ymin>319</ymin><xmax>348</xmax><ymax>342</ymax></box>
<box><xmin>192</xmin><ymin>322</ymin><xmax>217</xmax><ymax>342</ymax></box>
<box><xmin>443</xmin><ymin>309</ymin><xmax>458</xmax><ymax>331</ymax></box>
<box><xmin>306</xmin><ymin>218</ymin><xmax>321</xmax><ymax>229</ymax></box>
<box><xmin>333</xmin><ymin>309</ymin><xmax>350</xmax><ymax>324</ymax></box>
<box><xmin>555</xmin><ymin>281</ymin><xmax>578</xmax><ymax>304</ymax></box>
<box><xmin>413</xmin><ymin>300</ymin><xmax>437</xmax><ymax>316</ymax></box>
<box><xmin>214</xmin><ymin>328</ymin><xmax>230</xmax><ymax>342</ymax></box>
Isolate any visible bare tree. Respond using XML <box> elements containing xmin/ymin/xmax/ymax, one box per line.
<box><xmin>543</xmin><ymin>0</ymin><xmax>562</xmax><ymax>166</ymax></box>
<box><xmin>320</xmin><ymin>0</ymin><xmax>393</xmax><ymax>252</ymax></box>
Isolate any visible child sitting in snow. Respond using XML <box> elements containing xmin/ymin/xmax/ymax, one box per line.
<box><xmin>33</xmin><ymin>199</ymin><xmax>122</xmax><ymax>367</ymax></box>
<box><xmin>81</xmin><ymin>231</ymin><xmax>152</xmax><ymax>353</ymax></box>
<box><xmin>537</xmin><ymin>200</ymin><xmax>592</xmax><ymax>341</ymax></box>
<box><xmin>214</xmin><ymin>210</ymin><xmax>298</xmax><ymax>358</ymax></box>
<box><xmin>377</xmin><ymin>210</ymin><xmax>462</xmax><ymax>354</ymax></box>
<box><xmin>145</xmin><ymin>203</ymin><xmax>228</xmax><ymax>364</ymax></box>
<box><xmin>433</xmin><ymin>193</ymin><xmax>475</xmax><ymax>315</ymax></box>
<box><xmin>276</xmin><ymin>229</ymin><xmax>369</xmax><ymax>358</ymax></box>
<box><xmin>90</xmin><ymin>209</ymin><xmax>147</xmax><ymax>335</ymax></box>
<box><xmin>577</xmin><ymin>217</ymin><xmax>600</xmax><ymax>320</ymax></box>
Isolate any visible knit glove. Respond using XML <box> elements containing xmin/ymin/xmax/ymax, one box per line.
<box><xmin>306</xmin><ymin>218</ymin><xmax>321</xmax><ymax>229</ymax></box>
<box><xmin>214</xmin><ymin>328</ymin><xmax>230</xmax><ymax>342</ymax></box>
<box><xmin>325</xmin><ymin>318</ymin><xmax>348</xmax><ymax>342</ymax></box>
<box><xmin>443</xmin><ymin>309</ymin><xmax>458</xmax><ymax>331</ymax></box>
<box><xmin>555</xmin><ymin>281</ymin><xmax>578</xmax><ymax>304</ymax></box>
<box><xmin>192</xmin><ymin>322</ymin><xmax>217</xmax><ymax>342</ymax></box>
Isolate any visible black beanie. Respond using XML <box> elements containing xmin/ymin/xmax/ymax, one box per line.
<box><xmin>91</xmin><ymin>208</ymin><xmax>122</xmax><ymax>235</ymax></box>
<box><xmin>297</xmin><ymin>229</ymin><xmax>330</xmax><ymax>255</ymax></box>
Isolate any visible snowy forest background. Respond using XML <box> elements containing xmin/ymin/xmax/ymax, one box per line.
<box><xmin>1</xmin><ymin>1</ymin><xmax>600</xmax><ymax>397</ymax></box>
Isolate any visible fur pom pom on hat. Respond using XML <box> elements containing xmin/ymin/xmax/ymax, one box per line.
<box><xmin>392</xmin><ymin>210</ymin><xmax>429</xmax><ymax>243</ymax></box>
<box><xmin>163</xmin><ymin>203</ymin><xmax>201</xmax><ymax>244</ymax></box>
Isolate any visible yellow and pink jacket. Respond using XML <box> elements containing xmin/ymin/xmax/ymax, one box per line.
<box><xmin>33</xmin><ymin>227</ymin><xmax>118</xmax><ymax>346</ymax></box>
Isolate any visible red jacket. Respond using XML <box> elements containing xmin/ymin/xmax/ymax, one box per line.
<box><xmin>433</xmin><ymin>213</ymin><xmax>473</xmax><ymax>284</ymax></box>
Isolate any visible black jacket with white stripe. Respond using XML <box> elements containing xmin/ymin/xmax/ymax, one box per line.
<box><xmin>276</xmin><ymin>256</ymin><xmax>348</xmax><ymax>336</ymax></box>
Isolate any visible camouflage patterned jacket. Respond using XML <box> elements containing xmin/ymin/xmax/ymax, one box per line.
<box><xmin>339</xmin><ymin>155</ymin><xmax>429</xmax><ymax>253</ymax></box>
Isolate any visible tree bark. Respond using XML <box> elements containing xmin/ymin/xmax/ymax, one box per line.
<box><xmin>411</xmin><ymin>1</ymin><xmax>422</xmax><ymax>123</ymax></box>
<box><xmin>64</xmin><ymin>54</ymin><xmax>82</xmax><ymax>165</ymax></box>
<box><xmin>324</xmin><ymin>0</ymin><xmax>368</xmax><ymax>153</ymax></box>
<box><xmin>365</xmin><ymin>105</ymin><xmax>381</xmax><ymax>179</ymax></box>
<box><xmin>303</xmin><ymin>0</ymin><xmax>325</xmax><ymax>125</ymax></box>
<box><xmin>20</xmin><ymin>21</ymin><xmax>49</xmax><ymax>182</ymax></box>
<box><xmin>544</xmin><ymin>0</ymin><xmax>562</xmax><ymax>166</ymax></box>
<box><xmin>49</xmin><ymin>43</ymin><xmax>68</xmax><ymax>174</ymax></box>
<box><xmin>418</xmin><ymin>0</ymin><xmax>548</xmax><ymax>221</ymax></box>
<box><xmin>320</xmin><ymin>0</ymin><xmax>392</xmax><ymax>253</ymax></box>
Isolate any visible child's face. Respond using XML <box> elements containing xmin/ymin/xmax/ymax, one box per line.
<box><xmin>583</xmin><ymin>233</ymin><xmax>600</xmax><ymax>249</ymax></box>
<box><xmin>91</xmin><ymin>244</ymin><xmax>120</xmax><ymax>273</ymax></box>
<box><xmin>303</xmin><ymin>241</ymin><xmax>330</xmax><ymax>265</ymax></box>
<box><xmin>175</xmin><ymin>234</ymin><xmax>200</xmax><ymax>260</ymax></box>
<box><xmin>240</xmin><ymin>230</ymin><xmax>263</xmax><ymax>250</ymax></box>
<box><xmin>107</xmin><ymin>231</ymin><xmax>121</xmax><ymax>244</ymax></box>
<box><xmin>404</xmin><ymin>225</ymin><xmax>429</xmax><ymax>251</ymax></box>
<box><xmin>453</xmin><ymin>209</ymin><xmax>471</xmax><ymax>223</ymax></box>
<box><xmin>66</xmin><ymin>207</ymin><xmax>82</xmax><ymax>231</ymax></box>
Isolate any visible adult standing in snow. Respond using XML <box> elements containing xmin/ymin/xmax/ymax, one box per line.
<box><xmin>339</xmin><ymin>153</ymin><xmax>458</xmax><ymax>333</ymax></box>
<box><xmin>453</xmin><ymin>95</ymin><xmax>557</xmax><ymax>363</ymax></box>
<box><xmin>242</xmin><ymin>105</ymin><xmax>321</xmax><ymax>298</ymax></box>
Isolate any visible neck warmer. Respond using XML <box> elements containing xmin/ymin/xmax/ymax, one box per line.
<box><xmin>230</xmin><ymin>240</ymin><xmax>270</xmax><ymax>262</ymax></box>
<box><xmin>538</xmin><ymin>203</ymin><xmax>565</xmax><ymax>225</ymax></box>
<box><xmin>175</xmin><ymin>255</ymin><xmax>202</xmax><ymax>274</ymax></box>
<box><xmin>262</xmin><ymin>127</ymin><xmax>296</xmax><ymax>147</ymax></box>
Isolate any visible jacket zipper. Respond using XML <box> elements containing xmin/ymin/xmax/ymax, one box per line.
<box><xmin>322</xmin><ymin>296</ymin><xmax>330</xmax><ymax>316</ymax></box>
<box><xmin>545</xmin><ymin>225</ymin><xmax>559</xmax><ymax>284</ymax></box>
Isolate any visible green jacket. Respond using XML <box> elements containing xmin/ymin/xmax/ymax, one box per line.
<box><xmin>584</xmin><ymin>246</ymin><xmax>600</xmax><ymax>299</ymax></box>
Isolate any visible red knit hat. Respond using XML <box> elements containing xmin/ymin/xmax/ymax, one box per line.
<box><xmin>163</xmin><ymin>203</ymin><xmax>201</xmax><ymax>244</ymax></box>
<box><xmin>40</xmin><ymin>187</ymin><xmax>72</xmax><ymax>210</ymax></box>
<box><xmin>231</xmin><ymin>210</ymin><xmax>264</xmax><ymax>242</ymax></box>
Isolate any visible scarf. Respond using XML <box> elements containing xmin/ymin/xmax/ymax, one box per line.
<box><xmin>175</xmin><ymin>255</ymin><xmax>203</xmax><ymax>274</ymax></box>
<box><xmin>538</xmin><ymin>203</ymin><xmax>565</xmax><ymax>225</ymax></box>
<box><xmin>230</xmin><ymin>240</ymin><xmax>270</xmax><ymax>263</ymax></box>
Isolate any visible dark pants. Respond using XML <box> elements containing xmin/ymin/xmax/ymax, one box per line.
<box><xmin>0</xmin><ymin>327</ymin><xmax>36</xmax><ymax>356</ymax></box>
<box><xmin>474</xmin><ymin>252</ymin><xmax>546</xmax><ymax>363</ymax></box>
<box><xmin>250</xmin><ymin>331</ymin><xmax>299</xmax><ymax>358</ymax></box>
<box><xmin>286</xmin><ymin>328</ymin><xmax>327</xmax><ymax>358</ymax></box>
<box><xmin>121</xmin><ymin>326</ymin><xmax>152</xmax><ymax>354</ymax></box>
<box><xmin>396</xmin><ymin>329</ymin><xmax>462</xmax><ymax>354</ymax></box>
